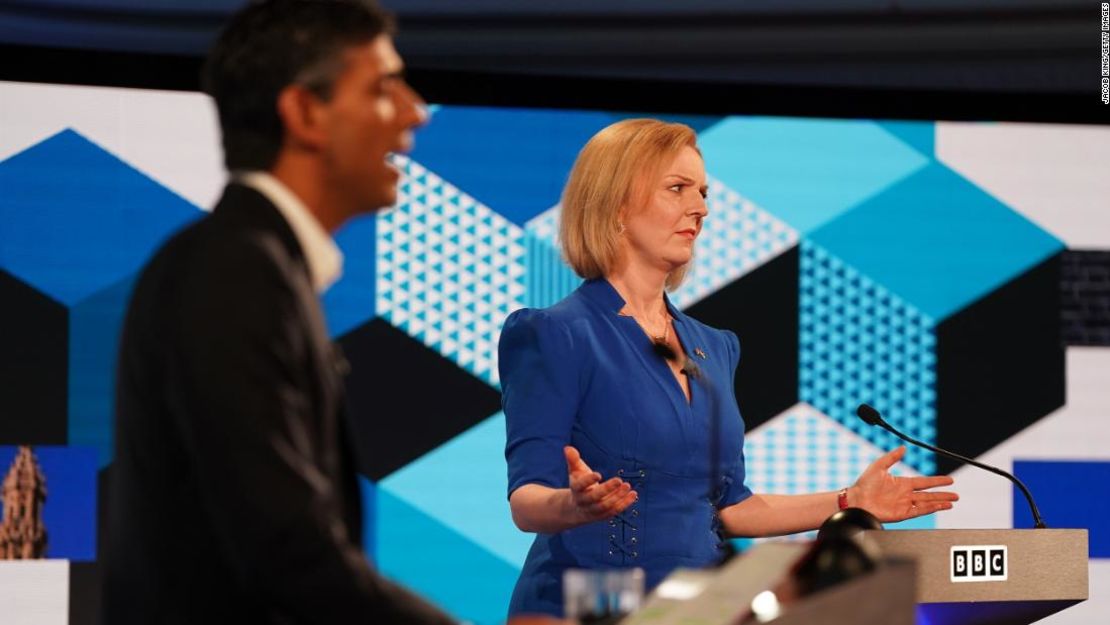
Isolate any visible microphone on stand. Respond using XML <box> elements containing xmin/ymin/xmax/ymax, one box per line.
<box><xmin>855</xmin><ymin>403</ymin><xmax>1047</xmax><ymax>529</ymax></box>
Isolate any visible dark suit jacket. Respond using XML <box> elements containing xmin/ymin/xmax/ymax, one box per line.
<box><xmin>102</xmin><ymin>183</ymin><xmax>454</xmax><ymax>625</ymax></box>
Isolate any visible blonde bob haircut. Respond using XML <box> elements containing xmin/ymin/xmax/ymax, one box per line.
<box><xmin>559</xmin><ymin>118</ymin><xmax>699</xmax><ymax>291</ymax></box>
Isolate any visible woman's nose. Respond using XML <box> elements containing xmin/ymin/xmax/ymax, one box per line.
<box><xmin>690</xmin><ymin>196</ymin><xmax>709</xmax><ymax>218</ymax></box>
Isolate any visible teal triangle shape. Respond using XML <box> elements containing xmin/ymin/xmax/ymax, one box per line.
<box><xmin>879</xmin><ymin>121</ymin><xmax>932</xmax><ymax>157</ymax></box>
<box><xmin>376</xmin><ymin>490</ymin><xmax>519</xmax><ymax>625</ymax></box>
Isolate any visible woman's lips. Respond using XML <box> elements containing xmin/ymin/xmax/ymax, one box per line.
<box><xmin>677</xmin><ymin>229</ymin><xmax>697</xmax><ymax>239</ymax></box>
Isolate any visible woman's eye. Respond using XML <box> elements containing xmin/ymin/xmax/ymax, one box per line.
<box><xmin>669</xmin><ymin>184</ymin><xmax>683</xmax><ymax>193</ymax></box>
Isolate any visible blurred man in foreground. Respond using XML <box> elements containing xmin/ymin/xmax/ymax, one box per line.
<box><xmin>102</xmin><ymin>1</ymin><xmax>455</xmax><ymax>622</ymax></box>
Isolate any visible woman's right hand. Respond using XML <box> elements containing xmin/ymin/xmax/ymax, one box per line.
<box><xmin>565</xmin><ymin>445</ymin><xmax>638</xmax><ymax>523</ymax></box>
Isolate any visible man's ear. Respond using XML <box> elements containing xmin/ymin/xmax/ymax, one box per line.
<box><xmin>276</xmin><ymin>85</ymin><xmax>328</xmax><ymax>151</ymax></box>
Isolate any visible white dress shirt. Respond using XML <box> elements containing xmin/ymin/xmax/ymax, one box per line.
<box><xmin>235</xmin><ymin>171</ymin><xmax>343</xmax><ymax>294</ymax></box>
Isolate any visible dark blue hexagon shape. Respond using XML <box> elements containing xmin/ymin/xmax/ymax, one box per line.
<box><xmin>323</xmin><ymin>213</ymin><xmax>376</xmax><ymax>337</ymax></box>
<box><xmin>409</xmin><ymin>107</ymin><xmax>617</xmax><ymax>226</ymax></box>
<box><xmin>0</xmin><ymin>129</ymin><xmax>203</xmax><ymax>306</ymax></box>
<box><xmin>0</xmin><ymin>128</ymin><xmax>204</xmax><ymax>464</ymax></box>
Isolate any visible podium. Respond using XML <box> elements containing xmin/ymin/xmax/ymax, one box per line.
<box><xmin>622</xmin><ymin>542</ymin><xmax>918</xmax><ymax>625</ymax></box>
<box><xmin>622</xmin><ymin>529</ymin><xmax>1087</xmax><ymax>625</ymax></box>
<box><xmin>863</xmin><ymin>528</ymin><xmax>1089</xmax><ymax>625</ymax></box>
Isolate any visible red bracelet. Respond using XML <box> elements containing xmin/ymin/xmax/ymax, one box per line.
<box><xmin>837</xmin><ymin>488</ymin><xmax>849</xmax><ymax>510</ymax></box>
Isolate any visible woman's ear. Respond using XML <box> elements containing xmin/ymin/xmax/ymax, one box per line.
<box><xmin>614</xmin><ymin>207</ymin><xmax>628</xmax><ymax>235</ymax></box>
<box><xmin>276</xmin><ymin>85</ymin><xmax>328</xmax><ymax>151</ymax></box>
<box><xmin>617</xmin><ymin>202</ymin><xmax>632</xmax><ymax>226</ymax></box>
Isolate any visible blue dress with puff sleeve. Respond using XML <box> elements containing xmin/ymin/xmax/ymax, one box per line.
<box><xmin>500</xmin><ymin>278</ymin><xmax>752</xmax><ymax>617</ymax></box>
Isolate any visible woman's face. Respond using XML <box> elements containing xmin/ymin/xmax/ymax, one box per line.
<box><xmin>620</xmin><ymin>145</ymin><xmax>708</xmax><ymax>275</ymax></box>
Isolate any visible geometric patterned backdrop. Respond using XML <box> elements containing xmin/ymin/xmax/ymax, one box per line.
<box><xmin>1</xmin><ymin>79</ymin><xmax>1108</xmax><ymax>624</ymax></box>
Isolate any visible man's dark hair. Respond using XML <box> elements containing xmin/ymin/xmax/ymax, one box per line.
<box><xmin>201</xmin><ymin>0</ymin><xmax>395</xmax><ymax>171</ymax></box>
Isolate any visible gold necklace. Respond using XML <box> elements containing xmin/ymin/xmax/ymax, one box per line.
<box><xmin>630</xmin><ymin>310</ymin><xmax>670</xmax><ymax>342</ymax></box>
<box><xmin>631</xmin><ymin>311</ymin><xmax>679</xmax><ymax>362</ymax></box>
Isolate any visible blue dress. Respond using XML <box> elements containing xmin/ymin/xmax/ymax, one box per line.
<box><xmin>500</xmin><ymin>278</ymin><xmax>752</xmax><ymax>617</ymax></box>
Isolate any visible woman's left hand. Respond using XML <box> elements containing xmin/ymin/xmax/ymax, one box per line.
<box><xmin>850</xmin><ymin>446</ymin><xmax>959</xmax><ymax>522</ymax></box>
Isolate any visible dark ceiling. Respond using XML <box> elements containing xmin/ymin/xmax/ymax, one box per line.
<box><xmin>0</xmin><ymin>1</ymin><xmax>1102</xmax><ymax>122</ymax></box>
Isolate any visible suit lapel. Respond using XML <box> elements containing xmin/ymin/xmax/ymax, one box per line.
<box><xmin>215</xmin><ymin>184</ymin><xmax>347</xmax><ymax>465</ymax></box>
<box><xmin>214</xmin><ymin>183</ymin><xmax>362</xmax><ymax>539</ymax></box>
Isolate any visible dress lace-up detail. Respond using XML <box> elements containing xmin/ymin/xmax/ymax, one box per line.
<box><xmin>607</xmin><ymin>469</ymin><xmax>646</xmax><ymax>560</ymax></box>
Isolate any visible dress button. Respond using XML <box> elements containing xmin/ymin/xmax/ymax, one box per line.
<box><xmin>639</xmin><ymin>469</ymin><xmax>646</xmax><ymax>477</ymax></box>
<box><xmin>631</xmin><ymin>509</ymin><xmax>639</xmax><ymax>517</ymax></box>
<box><xmin>617</xmin><ymin>469</ymin><xmax>624</xmax><ymax>476</ymax></box>
<box><xmin>631</xmin><ymin>537</ymin><xmax>638</xmax><ymax>545</ymax></box>
<box><xmin>608</xmin><ymin>519</ymin><xmax>616</xmax><ymax>526</ymax></box>
<box><xmin>608</xmin><ymin>550</ymin><xmax>614</xmax><ymax>556</ymax></box>
<box><xmin>632</xmin><ymin>551</ymin><xmax>638</xmax><ymax>558</ymax></box>
<box><xmin>609</xmin><ymin>534</ymin><xmax>616</xmax><ymax>541</ymax></box>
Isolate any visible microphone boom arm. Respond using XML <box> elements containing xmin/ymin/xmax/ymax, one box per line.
<box><xmin>861</xmin><ymin>405</ymin><xmax>1047</xmax><ymax>529</ymax></box>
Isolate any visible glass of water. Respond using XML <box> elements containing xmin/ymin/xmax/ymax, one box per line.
<box><xmin>563</xmin><ymin>568</ymin><xmax>645</xmax><ymax>623</ymax></box>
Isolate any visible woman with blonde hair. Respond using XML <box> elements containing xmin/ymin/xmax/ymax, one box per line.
<box><xmin>499</xmin><ymin>118</ymin><xmax>958</xmax><ymax>617</ymax></box>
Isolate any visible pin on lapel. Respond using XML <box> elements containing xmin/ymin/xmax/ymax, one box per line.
<box><xmin>695</xmin><ymin>348</ymin><xmax>707</xmax><ymax>360</ymax></box>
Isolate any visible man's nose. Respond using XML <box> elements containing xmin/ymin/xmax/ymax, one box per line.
<box><xmin>402</xmin><ymin>83</ymin><xmax>428</xmax><ymax>128</ymax></box>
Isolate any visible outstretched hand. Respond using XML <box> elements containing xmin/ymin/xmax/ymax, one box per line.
<box><xmin>852</xmin><ymin>446</ymin><xmax>959</xmax><ymax>522</ymax></box>
<box><xmin>565</xmin><ymin>446</ymin><xmax>638</xmax><ymax>524</ymax></box>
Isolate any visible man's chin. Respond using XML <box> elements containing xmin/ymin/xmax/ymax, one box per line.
<box><xmin>373</xmin><ymin>166</ymin><xmax>402</xmax><ymax>209</ymax></box>
<box><xmin>365</xmin><ymin>186</ymin><xmax>399</xmax><ymax>213</ymax></box>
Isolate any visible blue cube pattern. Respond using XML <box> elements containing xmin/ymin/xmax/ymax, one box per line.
<box><xmin>799</xmin><ymin>241</ymin><xmax>937</xmax><ymax>473</ymax></box>
<box><xmin>376</xmin><ymin>155</ymin><xmax>527</xmax><ymax>387</ymax></box>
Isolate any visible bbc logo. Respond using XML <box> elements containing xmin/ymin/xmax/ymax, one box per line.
<box><xmin>950</xmin><ymin>545</ymin><xmax>1008</xmax><ymax>583</ymax></box>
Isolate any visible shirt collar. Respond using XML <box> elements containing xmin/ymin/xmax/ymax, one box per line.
<box><xmin>234</xmin><ymin>171</ymin><xmax>343</xmax><ymax>293</ymax></box>
<box><xmin>579</xmin><ymin>277</ymin><xmax>685</xmax><ymax>323</ymax></box>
